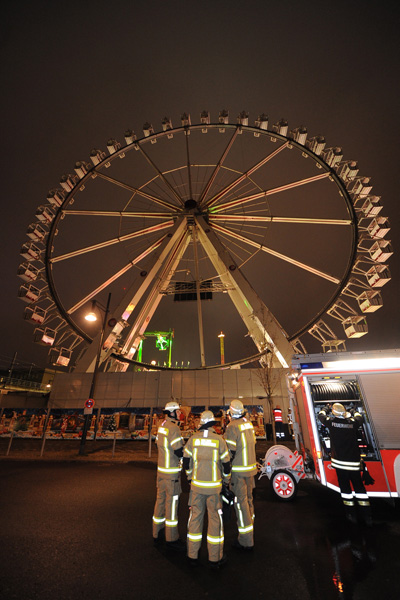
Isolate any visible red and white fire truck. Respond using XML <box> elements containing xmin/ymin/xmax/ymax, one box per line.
<box><xmin>259</xmin><ymin>348</ymin><xmax>400</xmax><ymax>502</ymax></box>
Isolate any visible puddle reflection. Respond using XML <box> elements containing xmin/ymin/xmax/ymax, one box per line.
<box><xmin>325</xmin><ymin>523</ymin><xmax>378</xmax><ymax>599</ymax></box>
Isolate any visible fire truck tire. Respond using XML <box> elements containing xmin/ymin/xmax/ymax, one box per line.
<box><xmin>270</xmin><ymin>469</ymin><xmax>298</xmax><ymax>501</ymax></box>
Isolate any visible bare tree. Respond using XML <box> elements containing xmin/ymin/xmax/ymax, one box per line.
<box><xmin>255</xmin><ymin>346</ymin><xmax>279</xmax><ymax>444</ymax></box>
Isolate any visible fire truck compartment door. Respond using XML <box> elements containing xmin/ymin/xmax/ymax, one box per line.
<box><xmin>358</xmin><ymin>372</ymin><xmax>400</xmax><ymax>449</ymax></box>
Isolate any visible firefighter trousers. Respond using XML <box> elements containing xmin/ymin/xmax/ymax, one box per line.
<box><xmin>230</xmin><ymin>474</ymin><xmax>255</xmax><ymax>547</ymax></box>
<box><xmin>275</xmin><ymin>422</ymin><xmax>285</xmax><ymax>439</ymax></box>
<box><xmin>336</xmin><ymin>468</ymin><xmax>372</xmax><ymax>525</ymax></box>
<box><xmin>187</xmin><ymin>492</ymin><xmax>224</xmax><ymax>563</ymax></box>
<box><xmin>152</xmin><ymin>476</ymin><xmax>181</xmax><ymax>542</ymax></box>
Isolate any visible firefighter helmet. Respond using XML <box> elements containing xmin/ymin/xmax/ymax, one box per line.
<box><xmin>228</xmin><ymin>399</ymin><xmax>244</xmax><ymax>418</ymax></box>
<box><xmin>164</xmin><ymin>401</ymin><xmax>180</xmax><ymax>413</ymax></box>
<box><xmin>199</xmin><ymin>410</ymin><xmax>215</xmax><ymax>425</ymax></box>
<box><xmin>332</xmin><ymin>403</ymin><xmax>349</xmax><ymax>418</ymax></box>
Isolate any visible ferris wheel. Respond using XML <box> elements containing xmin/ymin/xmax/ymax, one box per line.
<box><xmin>18</xmin><ymin>110</ymin><xmax>392</xmax><ymax>371</ymax></box>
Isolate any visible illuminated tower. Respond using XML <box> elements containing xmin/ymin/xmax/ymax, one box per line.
<box><xmin>218</xmin><ymin>331</ymin><xmax>225</xmax><ymax>365</ymax></box>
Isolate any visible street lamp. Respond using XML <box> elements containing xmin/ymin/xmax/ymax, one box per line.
<box><xmin>84</xmin><ymin>301</ymin><xmax>97</xmax><ymax>322</ymax></box>
<box><xmin>79</xmin><ymin>292</ymin><xmax>111</xmax><ymax>456</ymax></box>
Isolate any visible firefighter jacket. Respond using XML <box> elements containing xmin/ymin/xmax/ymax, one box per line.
<box><xmin>224</xmin><ymin>416</ymin><xmax>257</xmax><ymax>477</ymax></box>
<box><xmin>318</xmin><ymin>409</ymin><xmax>363</xmax><ymax>470</ymax></box>
<box><xmin>273</xmin><ymin>408</ymin><xmax>283</xmax><ymax>422</ymax></box>
<box><xmin>156</xmin><ymin>416</ymin><xmax>184</xmax><ymax>479</ymax></box>
<box><xmin>184</xmin><ymin>427</ymin><xmax>231</xmax><ymax>495</ymax></box>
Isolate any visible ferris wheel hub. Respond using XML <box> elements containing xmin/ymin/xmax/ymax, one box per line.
<box><xmin>184</xmin><ymin>198</ymin><xmax>197</xmax><ymax>210</ymax></box>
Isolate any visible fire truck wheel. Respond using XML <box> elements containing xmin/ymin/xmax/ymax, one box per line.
<box><xmin>270</xmin><ymin>469</ymin><xmax>298</xmax><ymax>501</ymax></box>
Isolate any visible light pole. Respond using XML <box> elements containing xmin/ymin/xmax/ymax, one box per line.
<box><xmin>218</xmin><ymin>331</ymin><xmax>225</xmax><ymax>365</ymax></box>
<box><xmin>79</xmin><ymin>292</ymin><xmax>111</xmax><ymax>456</ymax></box>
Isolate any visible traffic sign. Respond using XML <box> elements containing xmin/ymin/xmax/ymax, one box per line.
<box><xmin>84</xmin><ymin>398</ymin><xmax>95</xmax><ymax>414</ymax></box>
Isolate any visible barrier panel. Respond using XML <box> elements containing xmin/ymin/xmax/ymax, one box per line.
<box><xmin>1</xmin><ymin>404</ymin><xmax>267</xmax><ymax>456</ymax></box>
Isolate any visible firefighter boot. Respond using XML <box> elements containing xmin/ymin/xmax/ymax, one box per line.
<box><xmin>153</xmin><ymin>527</ymin><xmax>165</xmax><ymax>546</ymax></box>
<box><xmin>166</xmin><ymin>538</ymin><xmax>186</xmax><ymax>551</ymax></box>
<box><xmin>187</xmin><ymin>556</ymin><xmax>199</xmax><ymax>567</ymax></box>
<box><xmin>232</xmin><ymin>539</ymin><xmax>254</xmax><ymax>551</ymax></box>
<box><xmin>208</xmin><ymin>554</ymin><xmax>228</xmax><ymax>569</ymax></box>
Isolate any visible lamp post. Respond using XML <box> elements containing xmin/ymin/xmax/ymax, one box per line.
<box><xmin>79</xmin><ymin>292</ymin><xmax>111</xmax><ymax>456</ymax></box>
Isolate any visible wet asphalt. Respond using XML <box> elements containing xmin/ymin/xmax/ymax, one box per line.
<box><xmin>0</xmin><ymin>457</ymin><xmax>399</xmax><ymax>600</ymax></box>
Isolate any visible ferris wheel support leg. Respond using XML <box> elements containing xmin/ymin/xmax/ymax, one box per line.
<box><xmin>74</xmin><ymin>219</ymin><xmax>188</xmax><ymax>373</ymax></box>
<box><xmin>119</xmin><ymin>225</ymin><xmax>191</xmax><ymax>359</ymax></box>
<box><xmin>195</xmin><ymin>216</ymin><xmax>294</xmax><ymax>369</ymax></box>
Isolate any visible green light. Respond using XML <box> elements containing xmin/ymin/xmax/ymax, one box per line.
<box><xmin>156</xmin><ymin>335</ymin><xmax>169</xmax><ymax>351</ymax></box>
<box><xmin>140</xmin><ymin>329</ymin><xmax>174</xmax><ymax>367</ymax></box>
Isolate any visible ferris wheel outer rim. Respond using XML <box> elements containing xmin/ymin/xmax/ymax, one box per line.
<box><xmin>43</xmin><ymin>121</ymin><xmax>360</xmax><ymax>355</ymax></box>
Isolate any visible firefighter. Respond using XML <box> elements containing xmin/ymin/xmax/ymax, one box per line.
<box><xmin>152</xmin><ymin>401</ymin><xmax>186</xmax><ymax>550</ymax></box>
<box><xmin>318</xmin><ymin>403</ymin><xmax>372</xmax><ymax>526</ymax></box>
<box><xmin>183</xmin><ymin>410</ymin><xmax>231</xmax><ymax>568</ymax></box>
<box><xmin>224</xmin><ymin>399</ymin><xmax>257</xmax><ymax>550</ymax></box>
<box><xmin>273</xmin><ymin>405</ymin><xmax>285</xmax><ymax>440</ymax></box>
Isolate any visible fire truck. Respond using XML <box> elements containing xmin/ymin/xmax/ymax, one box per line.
<box><xmin>258</xmin><ymin>348</ymin><xmax>400</xmax><ymax>502</ymax></box>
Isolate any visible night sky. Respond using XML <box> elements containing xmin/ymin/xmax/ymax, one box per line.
<box><xmin>1</xmin><ymin>0</ymin><xmax>399</xmax><ymax>373</ymax></box>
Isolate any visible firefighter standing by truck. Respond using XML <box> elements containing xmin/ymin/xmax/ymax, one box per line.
<box><xmin>318</xmin><ymin>402</ymin><xmax>372</xmax><ymax>526</ymax></box>
<box><xmin>273</xmin><ymin>405</ymin><xmax>285</xmax><ymax>440</ymax></box>
<box><xmin>224</xmin><ymin>399</ymin><xmax>257</xmax><ymax>550</ymax></box>
<box><xmin>152</xmin><ymin>401</ymin><xmax>186</xmax><ymax>550</ymax></box>
<box><xmin>183</xmin><ymin>410</ymin><xmax>231</xmax><ymax>568</ymax></box>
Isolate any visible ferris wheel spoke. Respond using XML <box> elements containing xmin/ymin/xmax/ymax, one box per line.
<box><xmin>210</xmin><ymin>172</ymin><xmax>331</xmax><ymax>213</ymax></box>
<box><xmin>192</xmin><ymin>225</ymin><xmax>206</xmax><ymax>367</ymax></box>
<box><xmin>67</xmin><ymin>236</ymin><xmax>168</xmax><ymax>314</ymax></box>
<box><xmin>136</xmin><ymin>144</ymin><xmax>185</xmax><ymax>206</ymax></box>
<box><xmin>209</xmin><ymin>214</ymin><xmax>352</xmax><ymax>225</ymax></box>
<box><xmin>198</xmin><ymin>129</ymin><xmax>239</xmax><ymax>205</ymax></box>
<box><xmin>185</xmin><ymin>133</ymin><xmax>193</xmax><ymax>200</ymax></box>
<box><xmin>204</xmin><ymin>142</ymin><xmax>289</xmax><ymax>209</ymax></box>
<box><xmin>95</xmin><ymin>171</ymin><xmax>178</xmax><ymax>211</ymax></box>
<box><xmin>215</xmin><ymin>231</ymin><xmax>254</xmax><ymax>263</ymax></box>
<box><xmin>62</xmin><ymin>209</ymin><xmax>174</xmax><ymax>219</ymax></box>
<box><xmin>50</xmin><ymin>220</ymin><xmax>174</xmax><ymax>263</ymax></box>
<box><xmin>211</xmin><ymin>222</ymin><xmax>340</xmax><ymax>284</ymax></box>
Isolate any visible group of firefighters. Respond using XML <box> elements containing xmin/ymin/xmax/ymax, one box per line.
<box><xmin>152</xmin><ymin>397</ymin><xmax>372</xmax><ymax>569</ymax></box>
<box><xmin>152</xmin><ymin>399</ymin><xmax>256</xmax><ymax>568</ymax></box>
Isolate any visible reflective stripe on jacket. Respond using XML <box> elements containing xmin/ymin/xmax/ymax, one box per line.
<box><xmin>318</xmin><ymin>410</ymin><xmax>363</xmax><ymax>470</ymax></box>
<box><xmin>184</xmin><ymin>428</ymin><xmax>230</xmax><ymax>494</ymax></box>
<box><xmin>156</xmin><ymin>417</ymin><xmax>183</xmax><ymax>478</ymax></box>
<box><xmin>224</xmin><ymin>417</ymin><xmax>257</xmax><ymax>476</ymax></box>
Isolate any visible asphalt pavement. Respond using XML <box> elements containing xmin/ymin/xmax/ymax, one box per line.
<box><xmin>0</xmin><ymin>442</ymin><xmax>399</xmax><ymax>600</ymax></box>
<box><xmin>0</xmin><ymin>436</ymin><xmax>161</xmax><ymax>464</ymax></box>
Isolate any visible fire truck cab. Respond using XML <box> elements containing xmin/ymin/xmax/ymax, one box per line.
<box><xmin>259</xmin><ymin>349</ymin><xmax>400</xmax><ymax>502</ymax></box>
